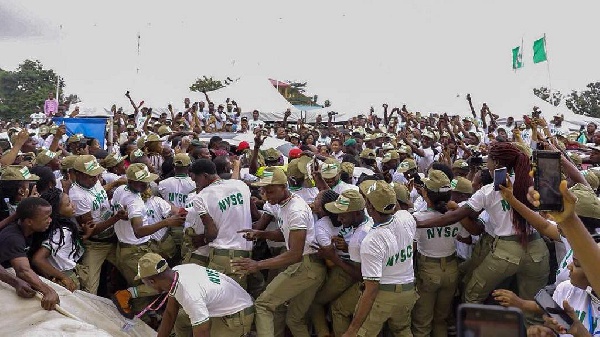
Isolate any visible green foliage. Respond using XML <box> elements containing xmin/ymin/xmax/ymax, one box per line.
<box><xmin>0</xmin><ymin>59</ymin><xmax>69</xmax><ymax>120</ymax></box>
<box><xmin>533</xmin><ymin>87</ymin><xmax>562</xmax><ymax>106</ymax></box>
<box><xmin>189</xmin><ymin>76</ymin><xmax>225</xmax><ymax>93</ymax></box>
<box><xmin>565</xmin><ymin>82</ymin><xmax>600</xmax><ymax>117</ymax></box>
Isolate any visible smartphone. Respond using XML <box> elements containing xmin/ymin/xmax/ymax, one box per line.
<box><xmin>534</xmin><ymin>289</ymin><xmax>573</xmax><ymax>330</ymax></box>
<box><xmin>533</xmin><ymin>150</ymin><xmax>563</xmax><ymax>211</ymax></box>
<box><xmin>457</xmin><ymin>304</ymin><xmax>526</xmax><ymax>337</ymax></box>
<box><xmin>494</xmin><ymin>167</ymin><xmax>507</xmax><ymax>191</ymax></box>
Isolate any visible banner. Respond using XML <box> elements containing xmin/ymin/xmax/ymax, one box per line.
<box><xmin>52</xmin><ymin>117</ymin><xmax>108</xmax><ymax>148</ymax></box>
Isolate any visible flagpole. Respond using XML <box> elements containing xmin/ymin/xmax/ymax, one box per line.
<box><xmin>543</xmin><ymin>33</ymin><xmax>553</xmax><ymax>105</ymax></box>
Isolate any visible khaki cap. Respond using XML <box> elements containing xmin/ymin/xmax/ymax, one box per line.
<box><xmin>398</xmin><ymin>145</ymin><xmax>412</xmax><ymax>155</ymax></box>
<box><xmin>570</xmin><ymin>183</ymin><xmax>600</xmax><ymax>219</ymax></box>
<box><xmin>364</xmin><ymin>134</ymin><xmax>375</xmax><ymax>142</ymax></box>
<box><xmin>452</xmin><ymin>159</ymin><xmax>469</xmax><ymax>169</ymax></box>
<box><xmin>391</xmin><ymin>182</ymin><xmax>411</xmax><ymax>205</ymax></box>
<box><xmin>157</xmin><ymin>125</ymin><xmax>172</xmax><ymax>136</ymax></box>
<box><xmin>382</xmin><ymin>143</ymin><xmax>395</xmax><ymax>151</ymax></box>
<box><xmin>359</xmin><ymin>180</ymin><xmax>396</xmax><ymax>214</ymax></box>
<box><xmin>102</xmin><ymin>153</ymin><xmax>125</xmax><ymax>168</ymax></box>
<box><xmin>145</xmin><ymin>133</ymin><xmax>161</xmax><ymax>145</ymax></box>
<box><xmin>382</xmin><ymin>150</ymin><xmax>399</xmax><ymax>163</ymax></box>
<box><xmin>173</xmin><ymin>153</ymin><xmax>191</xmax><ymax>167</ymax></box>
<box><xmin>340</xmin><ymin>162</ymin><xmax>355</xmax><ymax>176</ymax></box>
<box><xmin>60</xmin><ymin>155</ymin><xmax>78</xmax><ymax>170</ymax></box>
<box><xmin>130</xmin><ymin>148</ymin><xmax>145</xmax><ymax>161</ymax></box>
<box><xmin>296</xmin><ymin>155</ymin><xmax>312</xmax><ymax>175</ymax></box>
<box><xmin>136</xmin><ymin>135</ymin><xmax>147</xmax><ymax>150</ymax></box>
<box><xmin>264</xmin><ymin>148</ymin><xmax>281</xmax><ymax>162</ymax></box>
<box><xmin>67</xmin><ymin>133</ymin><xmax>84</xmax><ymax>144</ymax></box>
<box><xmin>450</xmin><ymin>177</ymin><xmax>473</xmax><ymax>194</ymax></box>
<box><xmin>582</xmin><ymin>170</ymin><xmax>600</xmax><ymax>191</ymax></box>
<box><xmin>126</xmin><ymin>163</ymin><xmax>158</xmax><ymax>182</ymax></box>
<box><xmin>126</xmin><ymin>124</ymin><xmax>136</xmax><ymax>129</ymax></box>
<box><xmin>36</xmin><ymin>149</ymin><xmax>59</xmax><ymax>166</ymax></box>
<box><xmin>39</xmin><ymin>125</ymin><xmax>50</xmax><ymax>135</ymax></box>
<box><xmin>360</xmin><ymin>148</ymin><xmax>376</xmax><ymax>160</ymax></box>
<box><xmin>286</xmin><ymin>159</ymin><xmax>305</xmax><ymax>179</ymax></box>
<box><xmin>252</xmin><ymin>167</ymin><xmax>288</xmax><ymax>186</ymax></box>
<box><xmin>569</xmin><ymin>152</ymin><xmax>582</xmax><ymax>166</ymax></box>
<box><xmin>135</xmin><ymin>253</ymin><xmax>168</xmax><ymax>280</ymax></box>
<box><xmin>0</xmin><ymin>166</ymin><xmax>39</xmax><ymax>181</ymax></box>
<box><xmin>423</xmin><ymin>170</ymin><xmax>451</xmax><ymax>193</ymax></box>
<box><xmin>397</xmin><ymin>158</ymin><xmax>417</xmax><ymax>173</ymax></box>
<box><xmin>321</xmin><ymin>159</ymin><xmax>341</xmax><ymax>179</ymax></box>
<box><xmin>73</xmin><ymin>155</ymin><xmax>105</xmax><ymax>176</ymax></box>
<box><xmin>325</xmin><ymin>189</ymin><xmax>365</xmax><ymax>214</ymax></box>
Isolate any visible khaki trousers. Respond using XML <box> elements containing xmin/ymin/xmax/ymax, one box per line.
<box><xmin>77</xmin><ymin>240</ymin><xmax>117</xmax><ymax>294</ymax></box>
<box><xmin>116</xmin><ymin>242</ymin><xmax>157</xmax><ymax>298</ymax></box>
<box><xmin>459</xmin><ymin>231</ymin><xmax>494</xmax><ymax>293</ymax></box>
<box><xmin>208</xmin><ymin>247</ymin><xmax>250</xmax><ymax>290</ymax></box>
<box><xmin>309</xmin><ymin>265</ymin><xmax>356</xmax><ymax>337</ymax></box>
<box><xmin>211</xmin><ymin>308</ymin><xmax>254</xmax><ymax>337</ymax></box>
<box><xmin>331</xmin><ymin>283</ymin><xmax>362</xmax><ymax>337</ymax></box>
<box><xmin>255</xmin><ymin>255</ymin><xmax>326</xmax><ymax>337</ymax></box>
<box><xmin>148</xmin><ymin>233</ymin><xmax>177</xmax><ymax>260</ymax></box>
<box><xmin>356</xmin><ymin>285</ymin><xmax>418</xmax><ymax>337</ymax></box>
<box><xmin>412</xmin><ymin>254</ymin><xmax>459</xmax><ymax>337</ymax></box>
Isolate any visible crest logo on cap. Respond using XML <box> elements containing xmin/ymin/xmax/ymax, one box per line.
<box><xmin>135</xmin><ymin>166</ymin><xmax>150</xmax><ymax>180</ymax></box>
<box><xmin>84</xmin><ymin>160</ymin><xmax>100</xmax><ymax>172</ymax></box>
<box><xmin>19</xmin><ymin>167</ymin><xmax>31</xmax><ymax>179</ymax></box>
<box><xmin>335</xmin><ymin>195</ymin><xmax>350</xmax><ymax>211</ymax></box>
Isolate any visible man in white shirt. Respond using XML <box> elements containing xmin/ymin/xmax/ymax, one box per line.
<box><xmin>343</xmin><ymin>180</ymin><xmax>418</xmax><ymax>337</ymax></box>
<box><xmin>111</xmin><ymin>163</ymin><xmax>185</xmax><ymax>318</ymax></box>
<box><xmin>137</xmin><ymin>253</ymin><xmax>254</xmax><ymax>337</ymax></box>
<box><xmin>314</xmin><ymin>159</ymin><xmax>359</xmax><ymax>194</ymax></box>
<box><xmin>188</xmin><ymin>159</ymin><xmax>254</xmax><ymax>289</ymax></box>
<box><xmin>249</xmin><ymin>110</ymin><xmax>265</xmax><ymax>132</ymax></box>
<box><xmin>232</xmin><ymin>167</ymin><xmax>327</xmax><ymax>337</ymax></box>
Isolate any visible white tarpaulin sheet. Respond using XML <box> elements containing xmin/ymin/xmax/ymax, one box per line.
<box><xmin>0</xmin><ymin>273</ymin><xmax>156</xmax><ymax>337</ymax></box>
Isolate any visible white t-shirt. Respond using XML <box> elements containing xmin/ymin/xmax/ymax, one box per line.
<box><xmin>466</xmin><ymin>180</ymin><xmax>530</xmax><ymax>237</ymax></box>
<box><xmin>348</xmin><ymin>217</ymin><xmax>373</xmax><ymax>263</ymax></box>
<box><xmin>417</xmin><ymin>147</ymin><xmax>434</xmax><ymax>173</ymax></box>
<box><xmin>30</xmin><ymin>112</ymin><xmax>47</xmax><ymax>124</ymax></box>
<box><xmin>112</xmin><ymin>185</ymin><xmax>151</xmax><ymax>245</ymax></box>
<box><xmin>360</xmin><ymin>210</ymin><xmax>416</xmax><ymax>284</ymax></box>
<box><xmin>555</xmin><ymin>235</ymin><xmax>573</xmax><ymax>286</ymax></box>
<box><xmin>249</xmin><ymin>119</ymin><xmax>265</xmax><ymax>132</ymax></box>
<box><xmin>184</xmin><ymin>192</ymin><xmax>210</xmax><ymax>257</ymax></box>
<box><xmin>42</xmin><ymin>226</ymin><xmax>83</xmax><ymax>271</ymax></box>
<box><xmin>552</xmin><ymin>281</ymin><xmax>600</xmax><ymax>336</ymax></box>
<box><xmin>332</xmin><ymin>180</ymin><xmax>359</xmax><ymax>194</ymax></box>
<box><xmin>171</xmin><ymin>264</ymin><xmax>253</xmax><ymax>326</ymax></box>
<box><xmin>159</xmin><ymin>175</ymin><xmax>196</xmax><ymax>208</ymax></box>
<box><xmin>353</xmin><ymin>167</ymin><xmax>375</xmax><ymax>185</ymax></box>
<box><xmin>194</xmin><ymin>179</ymin><xmax>252</xmax><ymax>251</ymax></box>
<box><xmin>145</xmin><ymin>196</ymin><xmax>173</xmax><ymax>241</ymax></box>
<box><xmin>414</xmin><ymin>210</ymin><xmax>468</xmax><ymax>258</ymax></box>
<box><xmin>69</xmin><ymin>181</ymin><xmax>114</xmax><ymax>240</ymax></box>
<box><xmin>291</xmin><ymin>187</ymin><xmax>318</xmax><ymax>205</ymax></box>
<box><xmin>315</xmin><ymin>216</ymin><xmax>336</xmax><ymax>247</ymax></box>
<box><xmin>263</xmin><ymin>194</ymin><xmax>317</xmax><ymax>255</ymax></box>
<box><xmin>102</xmin><ymin>171</ymin><xmax>121</xmax><ymax>185</ymax></box>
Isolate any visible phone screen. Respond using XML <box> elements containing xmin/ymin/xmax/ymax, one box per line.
<box><xmin>494</xmin><ymin>168</ymin><xmax>507</xmax><ymax>191</ymax></box>
<box><xmin>534</xmin><ymin>289</ymin><xmax>573</xmax><ymax>330</ymax></box>
<box><xmin>458</xmin><ymin>304</ymin><xmax>525</xmax><ymax>337</ymax></box>
<box><xmin>534</xmin><ymin>151</ymin><xmax>563</xmax><ymax>211</ymax></box>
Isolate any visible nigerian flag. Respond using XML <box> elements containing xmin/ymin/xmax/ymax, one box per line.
<box><xmin>533</xmin><ymin>36</ymin><xmax>548</xmax><ymax>63</ymax></box>
<box><xmin>512</xmin><ymin>45</ymin><xmax>523</xmax><ymax>70</ymax></box>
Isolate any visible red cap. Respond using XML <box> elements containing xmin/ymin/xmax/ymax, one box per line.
<box><xmin>238</xmin><ymin>141</ymin><xmax>250</xmax><ymax>151</ymax></box>
<box><xmin>288</xmin><ymin>147</ymin><xmax>302</xmax><ymax>159</ymax></box>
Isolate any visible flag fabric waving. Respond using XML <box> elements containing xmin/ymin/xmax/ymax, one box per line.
<box><xmin>512</xmin><ymin>46</ymin><xmax>523</xmax><ymax>70</ymax></box>
<box><xmin>52</xmin><ymin>117</ymin><xmax>108</xmax><ymax>148</ymax></box>
<box><xmin>533</xmin><ymin>36</ymin><xmax>547</xmax><ymax>63</ymax></box>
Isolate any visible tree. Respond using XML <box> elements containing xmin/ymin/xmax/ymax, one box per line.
<box><xmin>533</xmin><ymin>86</ymin><xmax>562</xmax><ymax>106</ymax></box>
<box><xmin>0</xmin><ymin>59</ymin><xmax>75</xmax><ymax>120</ymax></box>
<box><xmin>565</xmin><ymin>82</ymin><xmax>600</xmax><ymax>117</ymax></box>
<box><xmin>189</xmin><ymin>76</ymin><xmax>225</xmax><ymax>93</ymax></box>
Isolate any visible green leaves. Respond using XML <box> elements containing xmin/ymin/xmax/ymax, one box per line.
<box><xmin>189</xmin><ymin>76</ymin><xmax>225</xmax><ymax>93</ymax></box>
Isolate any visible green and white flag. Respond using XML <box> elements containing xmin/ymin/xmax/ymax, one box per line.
<box><xmin>533</xmin><ymin>36</ymin><xmax>547</xmax><ymax>63</ymax></box>
<box><xmin>512</xmin><ymin>45</ymin><xmax>523</xmax><ymax>70</ymax></box>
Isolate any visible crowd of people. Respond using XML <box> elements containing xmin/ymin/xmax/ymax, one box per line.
<box><xmin>0</xmin><ymin>90</ymin><xmax>599</xmax><ymax>337</ymax></box>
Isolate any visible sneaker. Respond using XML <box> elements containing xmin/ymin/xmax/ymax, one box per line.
<box><xmin>112</xmin><ymin>289</ymin><xmax>134</xmax><ymax>319</ymax></box>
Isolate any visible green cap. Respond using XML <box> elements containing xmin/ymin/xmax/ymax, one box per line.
<box><xmin>359</xmin><ymin>148</ymin><xmax>376</xmax><ymax>160</ymax></box>
<box><xmin>252</xmin><ymin>167</ymin><xmax>288</xmax><ymax>186</ymax></box>
<box><xmin>397</xmin><ymin>158</ymin><xmax>417</xmax><ymax>173</ymax></box>
<box><xmin>452</xmin><ymin>159</ymin><xmax>469</xmax><ymax>169</ymax></box>
<box><xmin>359</xmin><ymin>180</ymin><xmax>396</xmax><ymax>214</ymax></box>
<box><xmin>325</xmin><ymin>190</ymin><xmax>365</xmax><ymax>214</ymax></box>
<box><xmin>126</xmin><ymin>163</ymin><xmax>158</xmax><ymax>182</ymax></box>
<box><xmin>135</xmin><ymin>253</ymin><xmax>168</xmax><ymax>280</ymax></box>
<box><xmin>343</xmin><ymin>138</ymin><xmax>357</xmax><ymax>146</ymax></box>
<box><xmin>382</xmin><ymin>150</ymin><xmax>399</xmax><ymax>163</ymax></box>
<box><xmin>0</xmin><ymin>166</ymin><xmax>39</xmax><ymax>181</ymax></box>
<box><xmin>423</xmin><ymin>170</ymin><xmax>451</xmax><ymax>193</ymax></box>
<box><xmin>101</xmin><ymin>153</ymin><xmax>125</xmax><ymax>168</ymax></box>
<box><xmin>582</xmin><ymin>170</ymin><xmax>600</xmax><ymax>191</ymax></box>
<box><xmin>36</xmin><ymin>149</ymin><xmax>59</xmax><ymax>166</ymax></box>
<box><xmin>173</xmin><ymin>153</ymin><xmax>191</xmax><ymax>167</ymax></box>
<box><xmin>450</xmin><ymin>177</ymin><xmax>473</xmax><ymax>194</ymax></box>
<box><xmin>73</xmin><ymin>155</ymin><xmax>105</xmax><ymax>176</ymax></box>
<box><xmin>264</xmin><ymin>148</ymin><xmax>281</xmax><ymax>162</ymax></box>
<box><xmin>391</xmin><ymin>182</ymin><xmax>411</xmax><ymax>205</ymax></box>
<box><xmin>570</xmin><ymin>183</ymin><xmax>600</xmax><ymax>219</ymax></box>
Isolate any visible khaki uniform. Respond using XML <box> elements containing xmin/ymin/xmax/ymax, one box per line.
<box><xmin>331</xmin><ymin>283</ymin><xmax>362</xmax><ymax>336</ymax></box>
<box><xmin>76</xmin><ymin>240</ymin><xmax>117</xmax><ymax>294</ymax></box>
<box><xmin>412</xmin><ymin>253</ymin><xmax>459</xmax><ymax>337</ymax></box>
<box><xmin>210</xmin><ymin>307</ymin><xmax>255</xmax><ymax>336</ymax></box>
<box><xmin>148</xmin><ymin>232</ymin><xmax>177</xmax><ymax>260</ymax></box>
<box><xmin>208</xmin><ymin>247</ymin><xmax>250</xmax><ymax>289</ymax></box>
<box><xmin>465</xmin><ymin>234</ymin><xmax>549</xmax><ymax>324</ymax></box>
<box><xmin>459</xmin><ymin>231</ymin><xmax>494</xmax><ymax>292</ymax></box>
<box><xmin>309</xmin><ymin>265</ymin><xmax>356</xmax><ymax>337</ymax></box>
<box><xmin>116</xmin><ymin>243</ymin><xmax>157</xmax><ymax>298</ymax></box>
<box><xmin>357</xmin><ymin>283</ymin><xmax>419</xmax><ymax>337</ymax></box>
<box><xmin>63</xmin><ymin>269</ymin><xmax>81</xmax><ymax>290</ymax></box>
<box><xmin>255</xmin><ymin>255</ymin><xmax>326</xmax><ymax>337</ymax></box>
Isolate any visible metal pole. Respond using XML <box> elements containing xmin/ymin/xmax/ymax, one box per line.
<box><xmin>544</xmin><ymin>34</ymin><xmax>553</xmax><ymax>105</ymax></box>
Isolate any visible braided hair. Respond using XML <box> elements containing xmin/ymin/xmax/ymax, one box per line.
<box><xmin>488</xmin><ymin>142</ymin><xmax>533</xmax><ymax>246</ymax></box>
<box><xmin>36</xmin><ymin>188</ymin><xmax>84</xmax><ymax>259</ymax></box>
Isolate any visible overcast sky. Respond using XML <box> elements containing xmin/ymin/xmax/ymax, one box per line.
<box><xmin>1</xmin><ymin>0</ymin><xmax>599</xmax><ymax>116</ymax></box>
